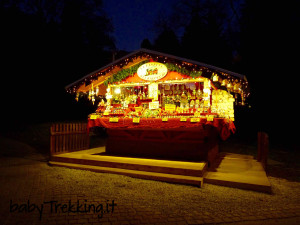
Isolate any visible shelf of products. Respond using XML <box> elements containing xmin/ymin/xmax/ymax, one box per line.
<box><xmin>91</xmin><ymin>78</ymin><xmax>235</xmax><ymax>122</ymax></box>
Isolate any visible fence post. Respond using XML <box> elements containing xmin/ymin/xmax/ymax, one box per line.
<box><xmin>50</xmin><ymin>122</ymin><xmax>89</xmax><ymax>156</ymax></box>
<box><xmin>257</xmin><ymin>132</ymin><xmax>269</xmax><ymax>170</ymax></box>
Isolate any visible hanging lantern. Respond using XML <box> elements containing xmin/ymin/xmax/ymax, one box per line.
<box><xmin>233</xmin><ymin>83</ymin><xmax>238</xmax><ymax>91</ymax></box>
<box><xmin>234</xmin><ymin>93</ymin><xmax>238</xmax><ymax>105</ymax></box>
<box><xmin>196</xmin><ymin>88</ymin><xmax>202</xmax><ymax>99</ymax></box>
<box><xmin>212</xmin><ymin>73</ymin><xmax>219</xmax><ymax>82</ymax></box>
<box><xmin>241</xmin><ymin>91</ymin><xmax>245</xmax><ymax>106</ymax></box>
<box><xmin>88</xmin><ymin>90</ymin><xmax>92</xmax><ymax>100</ymax></box>
<box><xmin>221</xmin><ymin>79</ymin><xmax>227</xmax><ymax>86</ymax></box>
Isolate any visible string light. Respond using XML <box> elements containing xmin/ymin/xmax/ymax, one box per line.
<box><xmin>67</xmin><ymin>50</ymin><xmax>249</xmax><ymax>105</ymax></box>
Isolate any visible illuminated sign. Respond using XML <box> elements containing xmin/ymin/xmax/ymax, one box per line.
<box><xmin>149</xmin><ymin>101</ymin><xmax>159</xmax><ymax>109</ymax></box>
<box><xmin>90</xmin><ymin>115</ymin><xmax>100</xmax><ymax>119</ymax></box>
<box><xmin>109</xmin><ymin>117</ymin><xmax>119</xmax><ymax>122</ymax></box>
<box><xmin>164</xmin><ymin>104</ymin><xmax>176</xmax><ymax>111</ymax></box>
<box><xmin>191</xmin><ymin>118</ymin><xmax>200</xmax><ymax>123</ymax></box>
<box><xmin>132</xmin><ymin>118</ymin><xmax>140</xmax><ymax>123</ymax></box>
<box><xmin>137</xmin><ymin>62</ymin><xmax>168</xmax><ymax>81</ymax></box>
<box><xmin>148</xmin><ymin>83</ymin><xmax>158</xmax><ymax>100</ymax></box>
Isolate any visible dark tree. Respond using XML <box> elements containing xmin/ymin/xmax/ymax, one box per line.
<box><xmin>59</xmin><ymin>0</ymin><xmax>115</xmax><ymax>81</ymax></box>
<box><xmin>150</xmin><ymin>0</ymin><xmax>234</xmax><ymax>67</ymax></box>
<box><xmin>151</xmin><ymin>9</ymin><xmax>181</xmax><ymax>55</ymax></box>
<box><xmin>180</xmin><ymin>1</ymin><xmax>233</xmax><ymax>68</ymax></box>
<box><xmin>236</xmin><ymin>0</ymin><xmax>300</xmax><ymax>144</ymax></box>
<box><xmin>0</xmin><ymin>0</ymin><xmax>115</xmax><ymax>126</ymax></box>
<box><xmin>140</xmin><ymin>38</ymin><xmax>153</xmax><ymax>49</ymax></box>
<box><xmin>181</xmin><ymin>14</ymin><xmax>207</xmax><ymax>61</ymax></box>
<box><xmin>153</xmin><ymin>27</ymin><xmax>181</xmax><ymax>55</ymax></box>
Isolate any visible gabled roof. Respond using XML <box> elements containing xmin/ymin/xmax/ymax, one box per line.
<box><xmin>138</xmin><ymin>49</ymin><xmax>247</xmax><ymax>79</ymax></box>
<box><xmin>66</xmin><ymin>48</ymin><xmax>247</xmax><ymax>93</ymax></box>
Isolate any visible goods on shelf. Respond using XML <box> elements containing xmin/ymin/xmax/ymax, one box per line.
<box><xmin>90</xmin><ymin>77</ymin><xmax>236</xmax><ymax>121</ymax></box>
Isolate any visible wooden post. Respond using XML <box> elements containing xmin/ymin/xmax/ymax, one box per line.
<box><xmin>257</xmin><ymin>132</ymin><xmax>269</xmax><ymax>170</ymax></box>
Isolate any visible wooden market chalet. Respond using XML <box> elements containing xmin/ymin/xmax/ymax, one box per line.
<box><xmin>65</xmin><ymin>48</ymin><xmax>249</xmax><ymax>165</ymax></box>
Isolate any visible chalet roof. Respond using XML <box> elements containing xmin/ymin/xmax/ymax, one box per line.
<box><xmin>66</xmin><ymin>48</ymin><xmax>247</xmax><ymax>92</ymax></box>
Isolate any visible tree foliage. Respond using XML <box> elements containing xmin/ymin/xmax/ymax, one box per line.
<box><xmin>149</xmin><ymin>0</ymin><xmax>234</xmax><ymax>69</ymax></box>
<box><xmin>0</xmin><ymin>0</ymin><xmax>115</xmax><ymax>123</ymax></box>
<box><xmin>236</xmin><ymin>0</ymin><xmax>300</xmax><ymax>140</ymax></box>
<box><xmin>140</xmin><ymin>38</ymin><xmax>153</xmax><ymax>49</ymax></box>
<box><xmin>153</xmin><ymin>27</ymin><xmax>181</xmax><ymax>56</ymax></box>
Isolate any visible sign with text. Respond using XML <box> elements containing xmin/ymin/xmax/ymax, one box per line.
<box><xmin>190</xmin><ymin>118</ymin><xmax>200</xmax><ymax>123</ymax></box>
<box><xmin>149</xmin><ymin>101</ymin><xmax>159</xmax><ymax>109</ymax></box>
<box><xmin>164</xmin><ymin>104</ymin><xmax>176</xmax><ymax>112</ymax></box>
<box><xmin>148</xmin><ymin>83</ymin><xmax>158</xmax><ymax>100</ymax></box>
<box><xmin>90</xmin><ymin>115</ymin><xmax>100</xmax><ymax>119</ymax></box>
<box><xmin>206</xmin><ymin>115</ymin><xmax>214</xmax><ymax>121</ymax></box>
<box><xmin>137</xmin><ymin>62</ymin><xmax>168</xmax><ymax>81</ymax></box>
<box><xmin>109</xmin><ymin>117</ymin><xmax>119</xmax><ymax>123</ymax></box>
<box><xmin>132</xmin><ymin>118</ymin><xmax>140</xmax><ymax>123</ymax></box>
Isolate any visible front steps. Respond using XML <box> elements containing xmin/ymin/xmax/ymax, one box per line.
<box><xmin>49</xmin><ymin>149</ymin><xmax>272</xmax><ymax>193</ymax></box>
<box><xmin>204</xmin><ymin>153</ymin><xmax>272</xmax><ymax>193</ymax></box>
<box><xmin>49</xmin><ymin>147</ymin><xmax>207</xmax><ymax>187</ymax></box>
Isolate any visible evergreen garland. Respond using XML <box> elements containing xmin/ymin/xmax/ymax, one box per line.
<box><xmin>104</xmin><ymin>61</ymin><xmax>205</xmax><ymax>86</ymax></box>
<box><xmin>165</xmin><ymin>63</ymin><xmax>203</xmax><ymax>78</ymax></box>
<box><xmin>103</xmin><ymin>60</ymin><xmax>149</xmax><ymax>86</ymax></box>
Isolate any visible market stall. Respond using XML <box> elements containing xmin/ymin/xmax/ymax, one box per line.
<box><xmin>66</xmin><ymin>49</ymin><xmax>249</xmax><ymax>164</ymax></box>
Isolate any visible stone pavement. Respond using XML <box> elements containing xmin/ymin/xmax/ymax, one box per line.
<box><xmin>1</xmin><ymin>136</ymin><xmax>300</xmax><ymax>225</ymax></box>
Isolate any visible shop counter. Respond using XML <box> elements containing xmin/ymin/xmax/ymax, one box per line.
<box><xmin>88</xmin><ymin>117</ymin><xmax>236</xmax><ymax>164</ymax></box>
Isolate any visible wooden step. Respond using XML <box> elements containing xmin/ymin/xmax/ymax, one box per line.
<box><xmin>204</xmin><ymin>153</ymin><xmax>271</xmax><ymax>193</ymax></box>
<box><xmin>218</xmin><ymin>152</ymin><xmax>255</xmax><ymax>160</ymax></box>
<box><xmin>48</xmin><ymin>161</ymin><xmax>203</xmax><ymax>187</ymax></box>
<box><xmin>50</xmin><ymin>152</ymin><xmax>207</xmax><ymax>177</ymax></box>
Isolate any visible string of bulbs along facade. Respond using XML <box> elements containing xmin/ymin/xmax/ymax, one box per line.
<box><xmin>67</xmin><ymin>50</ymin><xmax>249</xmax><ymax>107</ymax></box>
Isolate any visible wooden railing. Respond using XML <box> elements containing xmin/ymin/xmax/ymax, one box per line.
<box><xmin>257</xmin><ymin>132</ymin><xmax>269</xmax><ymax>170</ymax></box>
<box><xmin>50</xmin><ymin>123</ymin><xmax>89</xmax><ymax>155</ymax></box>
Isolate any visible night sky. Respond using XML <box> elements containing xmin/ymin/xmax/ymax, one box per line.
<box><xmin>103</xmin><ymin>0</ymin><xmax>175</xmax><ymax>51</ymax></box>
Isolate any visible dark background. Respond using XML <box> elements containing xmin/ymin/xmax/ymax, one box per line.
<box><xmin>1</xmin><ymin>0</ymin><xmax>299</xmax><ymax>149</ymax></box>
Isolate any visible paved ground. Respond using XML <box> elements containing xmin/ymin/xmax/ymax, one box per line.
<box><xmin>1</xmin><ymin>135</ymin><xmax>300</xmax><ymax>225</ymax></box>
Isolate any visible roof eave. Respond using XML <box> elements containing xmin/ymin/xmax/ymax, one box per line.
<box><xmin>65</xmin><ymin>48</ymin><xmax>247</xmax><ymax>91</ymax></box>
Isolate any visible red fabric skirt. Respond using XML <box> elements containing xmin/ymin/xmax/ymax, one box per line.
<box><xmin>88</xmin><ymin>117</ymin><xmax>235</xmax><ymax>140</ymax></box>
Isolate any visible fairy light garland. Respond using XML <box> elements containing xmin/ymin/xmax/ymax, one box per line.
<box><xmin>67</xmin><ymin>51</ymin><xmax>249</xmax><ymax>105</ymax></box>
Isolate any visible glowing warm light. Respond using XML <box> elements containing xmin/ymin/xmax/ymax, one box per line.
<box><xmin>212</xmin><ymin>73</ymin><xmax>219</xmax><ymax>82</ymax></box>
<box><xmin>212</xmin><ymin>89</ymin><xmax>235</xmax><ymax>119</ymax></box>
<box><xmin>114</xmin><ymin>87</ymin><xmax>121</xmax><ymax>94</ymax></box>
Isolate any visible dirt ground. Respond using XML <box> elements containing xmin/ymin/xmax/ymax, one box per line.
<box><xmin>0</xmin><ymin>123</ymin><xmax>299</xmax><ymax>225</ymax></box>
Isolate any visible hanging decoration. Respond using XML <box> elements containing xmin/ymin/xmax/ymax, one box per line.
<box><xmin>66</xmin><ymin>50</ymin><xmax>249</xmax><ymax>105</ymax></box>
<box><xmin>103</xmin><ymin>60</ymin><xmax>149</xmax><ymax>86</ymax></box>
